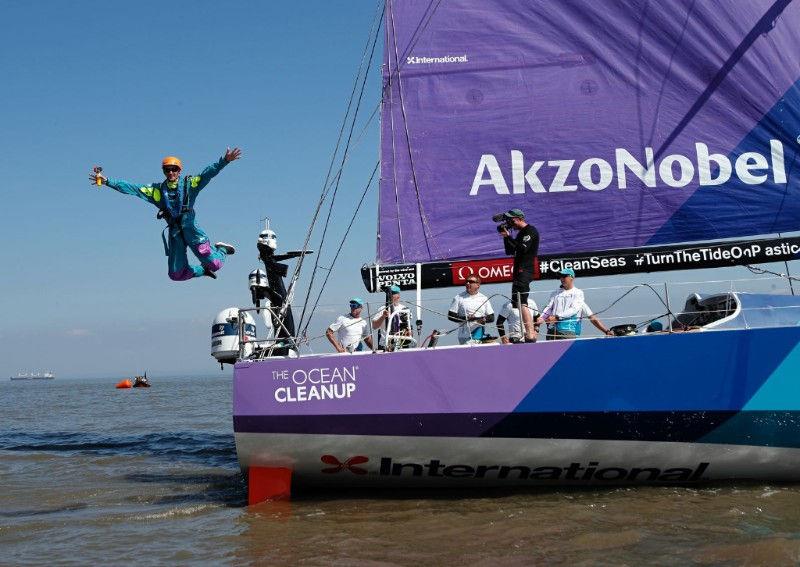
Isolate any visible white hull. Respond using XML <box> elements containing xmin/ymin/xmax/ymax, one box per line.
<box><xmin>235</xmin><ymin>432</ymin><xmax>800</xmax><ymax>487</ymax></box>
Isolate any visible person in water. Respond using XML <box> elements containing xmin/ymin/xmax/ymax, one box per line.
<box><xmin>89</xmin><ymin>148</ymin><xmax>241</xmax><ymax>280</ymax></box>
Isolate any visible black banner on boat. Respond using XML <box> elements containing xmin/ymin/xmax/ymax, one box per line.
<box><xmin>361</xmin><ymin>235</ymin><xmax>800</xmax><ymax>292</ymax></box>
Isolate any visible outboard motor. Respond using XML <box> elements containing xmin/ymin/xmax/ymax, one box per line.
<box><xmin>211</xmin><ymin>308</ymin><xmax>257</xmax><ymax>366</ymax></box>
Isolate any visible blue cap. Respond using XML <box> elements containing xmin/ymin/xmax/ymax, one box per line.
<box><xmin>349</xmin><ymin>297</ymin><xmax>364</xmax><ymax>307</ymax></box>
<box><xmin>389</xmin><ymin>285</ymin><xmax>401</xmax><ymax>294</ymax></box>
<box><xmin>558</xmin><ymin>267</ymin><xmax>575</xmax><ymax>278</ymax></box>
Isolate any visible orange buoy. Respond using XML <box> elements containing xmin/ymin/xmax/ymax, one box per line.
<box><xmin>115</xmin><ymin>379</ymin><xmax>133</xmax><ymax>389</ymax></box>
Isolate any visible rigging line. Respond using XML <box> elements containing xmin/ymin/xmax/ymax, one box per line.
<box><xmin>633</xmin><ymin>0</ymin><xmax>651</xmax><ymax>152</ymax></box>
<box><xmin>769</xmin><ymin>151</ymin><xmax>798</xmax><ymax>232</ymax></box>
<box><xmin>387</xmin><ymin>6</ymin><xmax>406</xmax><ymax>262</ymax></box>
<box><xmin>778</xmin><ymin>233</ymin><xmax>795</xmax><ymax>295</ymax></box>
<box><xmin>386</xmin><ymin>0</ymin><xmax>442</xmax><ymax>81</ymax></box>
<box><xmin>284</xmin><ymin>0</ymin><xmax>384</xmax><ymax>327</ymax></box>
<box><xmin>645</xmin><ymin>0</ymin><xmax>697</xmax><ymax>148</ymax></box>
<box><xmin>296</xmin><ymin>9</ymin><xmax>383</xmax><ymax>333</ymax></box>
<box><xmin>301</xmin><ymin>160</ymin><xmax>381</xmax><ymax>337</ymax></box>
<box><xmin>653</xmin><ymin>0</ymin><xmax>793</xmax><ymax>162</ymax></box>
<box><xmin>388</xmin><ymin>0</ymin><xmax>445</xmax><ymax>261</ymax></box>
<box><xmin>745</xmin><ymin>264</ymin><xmax>800</xmax><ymax>284</ymax></box>
<box><xmin>378</xmin><ymin>0</ymin><xmax>442</xmax><ymax>262</ymax></box>
<box><xmin>297</xmin><ymin>0</ymin><xmax>441</xmax><ymax>305</ymax></box>
<box><xmin>635</xmin><ymin>0</ymin><xmax>792</xmax><ymax>247</ymax></box>
<box><xmin>318</xmin><ymin>104</ymin><xmax>381</xmax><ymax>197</ymax></box>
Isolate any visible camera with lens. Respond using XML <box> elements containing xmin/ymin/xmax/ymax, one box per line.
<box><xmin>492</xmin><ymin>212</ymin><xmax>510</xmax><ymax>233</ymax></box>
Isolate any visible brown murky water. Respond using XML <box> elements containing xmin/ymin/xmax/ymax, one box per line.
<box><xmin>3</xmin><ymin>376</ymin><xmax>800</xmax><ymax>565</ymax></box>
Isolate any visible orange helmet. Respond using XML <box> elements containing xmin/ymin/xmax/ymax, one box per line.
<box><xmin>161</xmin><ymin>156</ymin><xmax>183</xmax><ymax>170</ymax></box>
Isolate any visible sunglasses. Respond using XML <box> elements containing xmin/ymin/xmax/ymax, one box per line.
<box><xmin>466</xmin><ymin>280</ymin><xmax>479</xmax><ymax>284</ymax></box>
<box><xmin>163</xmin><ymin>166</ymin><xmax>180</xmax><ymax>173</ymax></box>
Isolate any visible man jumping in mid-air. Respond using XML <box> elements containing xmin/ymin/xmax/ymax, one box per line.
<box><xmin>89</xmin><ymin>148</ymin><xmax>241</xmax><ymax>281</ymax></box>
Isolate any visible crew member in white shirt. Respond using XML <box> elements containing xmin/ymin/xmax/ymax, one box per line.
<box><xmin>538</xmin><ymin>268</ymin><xmax>613</xmax><ymax>340</ymax></box>
<box><xmin>372</xmin><ymin>285</ymin><xmax>412</xmax><ymax>350</ymax></box>
<box><xmin>326</xmin><ymin>298</ymin><xmax>373</xmax><ymax>353</ymax></box>
<box><xmin>497</xmin><ymin>297</ymin><xmax>540</xmax><ymax>344</ymax></box>
<box><xmin>448</xmin><ymin>275</ymin><xmax>495</xmax><ymax>344</ymax></box>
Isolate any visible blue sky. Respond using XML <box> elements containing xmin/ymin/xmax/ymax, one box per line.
<box><xmin>1</xmin><ymin>0</ymin><xmax>794</xmax><ymax>379</ymax></box>
<box><xmin>0</xmin><ymin>0</ymin><xmax>387</xmax><ymax>377</ymax></box>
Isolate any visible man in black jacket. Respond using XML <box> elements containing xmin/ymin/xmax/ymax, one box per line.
<box><xmin>498</xmin><ymin>208</ymin><xmax>539</xmax><ymax>342</ymax></box>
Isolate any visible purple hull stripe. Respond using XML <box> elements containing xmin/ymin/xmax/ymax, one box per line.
<box><xmin>234</xmin><ymin>341</ymin><xmax>573</xmax><ymax>417</ymax></box>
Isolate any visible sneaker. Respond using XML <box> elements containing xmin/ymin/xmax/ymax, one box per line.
<box><xmin>203</xmin><ymin>266</ymin><xmax>218</xmax><ymax>279</ymax></box>
<box><xmin>215</xmin><ymin>242</ymin><xmax>235</xmax><ymax>255</ymax></box>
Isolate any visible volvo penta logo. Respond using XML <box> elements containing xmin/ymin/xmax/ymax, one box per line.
<box><xmin>321</xmin><ymin>455</ymin><xmax>369</xmax><ymax>475</ymax></box>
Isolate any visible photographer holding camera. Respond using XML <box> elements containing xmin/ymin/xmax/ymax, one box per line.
<box><xmin>496</xmin><ymin>208</ymin><xmax>539</xmax><ymax>342</ymax></box>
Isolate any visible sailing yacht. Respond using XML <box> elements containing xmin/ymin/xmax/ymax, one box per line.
<box><xmin>230</xmin><ymin>0</ymin><xmax>800</xmax><ymax>502</ymax></box>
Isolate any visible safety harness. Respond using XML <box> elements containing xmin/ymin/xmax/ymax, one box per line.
<box><xmin>156</xmin><ymin>176</ymin><xmax>192</xmax><ymax>256</ymax></box>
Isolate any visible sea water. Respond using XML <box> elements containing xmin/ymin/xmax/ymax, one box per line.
<box><xmin>2</xmin><ymin>375</ymin><xmax>800</xmax><ymax>565</ymax></box>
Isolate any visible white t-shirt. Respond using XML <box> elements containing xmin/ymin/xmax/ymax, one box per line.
<box><xmin>498</xmin><ymin>299</ymin><xmax>540</xmax><ymax>339</ymax></box>
<box><xmin>449</xmin><ymin>291</ymin><xmax>495</xmax><ymax>342</ymax></box>
<box><xmin>540</xmin><ymin>286</ymin><xmax>593</xmax><ymax>320</ymax></box>
<box><xmin>329</xmin><ymin>314</ymin><xmax>369</xmax><ymax>352</ymax></box>
<box><xmin>372</xmin><ymin>303</ymin><xmax>411</xmax><ymax>348</ymax></box>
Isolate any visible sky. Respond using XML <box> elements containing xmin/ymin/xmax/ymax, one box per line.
<box><xmin>1</xmin><ymin>0</ymin><xmax>795</xmax><ymax>379</ymax></box>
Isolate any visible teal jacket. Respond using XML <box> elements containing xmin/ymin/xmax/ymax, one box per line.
<box><xmin>105</xmin><ymin>157</ymin><xmax>229</xmax><ymax>246</ymax></box>
<box><xmin>106</xmin><ymin>157</ymin><xmax>228</xmax><ymax>216</ymax></box>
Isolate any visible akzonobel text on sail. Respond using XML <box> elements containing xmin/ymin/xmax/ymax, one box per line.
<box><xmin>470</xmin><ymin>141</ymin><xmax>787</xmax><ymax>195</ymax></box>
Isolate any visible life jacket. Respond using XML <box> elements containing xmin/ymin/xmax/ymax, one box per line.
<box><xmin>156</xmin><ymin>176</ymin><xmax>192</xmax><ymax>225</ymax></box>
<box><xmin>157</xmin><ymin>176</ymin><xmax>193</xmax><ymax>255</ymax></box>
<box><xmin>554</xmin><ymin>315</ymin><xmax>582</xmax><ymax>335</ymax></box>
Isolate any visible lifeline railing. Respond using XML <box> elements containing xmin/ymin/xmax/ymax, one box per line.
<box><xmin>233</xmin><ymin>275</ymin><xmax>800</xmax><ymax>361</ymax></box>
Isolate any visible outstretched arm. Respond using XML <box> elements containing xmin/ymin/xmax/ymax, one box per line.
<box><xmin>90</xmin><ymin>169</ymin><xmax>160</xmax><ymax>207</ymax></box>
<box><xmin>191</xmin><ymin>147</ymin><xmax>243</xmax><ymax>193</ymax></box>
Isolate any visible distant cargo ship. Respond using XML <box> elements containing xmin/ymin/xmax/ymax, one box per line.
<box><xmin>10</xmin><ymin>371</ymin><xmax>55</xmax><ymax>381</ymax></box>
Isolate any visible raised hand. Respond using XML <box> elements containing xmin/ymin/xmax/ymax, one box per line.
<box><xmin>224</xmin><ymin>147</ymin><xmax>242</xmax><ymax>162</ymax></box>
<box><xmin>89</xmin><ymin>168</ymin><xmax>107</xmax><ymax>186</ymax></box>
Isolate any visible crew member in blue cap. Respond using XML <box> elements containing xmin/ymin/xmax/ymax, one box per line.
<box><xmin>498</xmin><ymin>208</ymin><xmax>539</xmax><ymax>341</ymax></box>
<box><xmin>372</xmin><ymin>285</ymin><xmax>412</xmax><ymax>350</ymax></box>
<box><xmin>326</xmin><ymin>298</ymin><xmax>374</xmax><ymax>353</ymax></box>
<box><xmin>538</xmin><ymin>267</ymin><xmax>613</xmax><ymax>339</ymax></box>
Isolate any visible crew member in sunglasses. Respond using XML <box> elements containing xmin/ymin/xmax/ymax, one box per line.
<box><xmin>90</xmin><ymin>148</ymin><xmax>241</xmax><ymax>281</ymax></box>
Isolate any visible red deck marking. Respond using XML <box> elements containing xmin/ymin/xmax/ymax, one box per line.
<box><xmin>248</xmin><ymin>466</ymin><xmax>292</xmax><ymax>504</ymax></box>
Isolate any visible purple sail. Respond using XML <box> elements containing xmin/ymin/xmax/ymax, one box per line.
<box><xmin>378</xmin><ymin>0</ymin><xmax>800</xmax><ymax>264</ymax></box>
